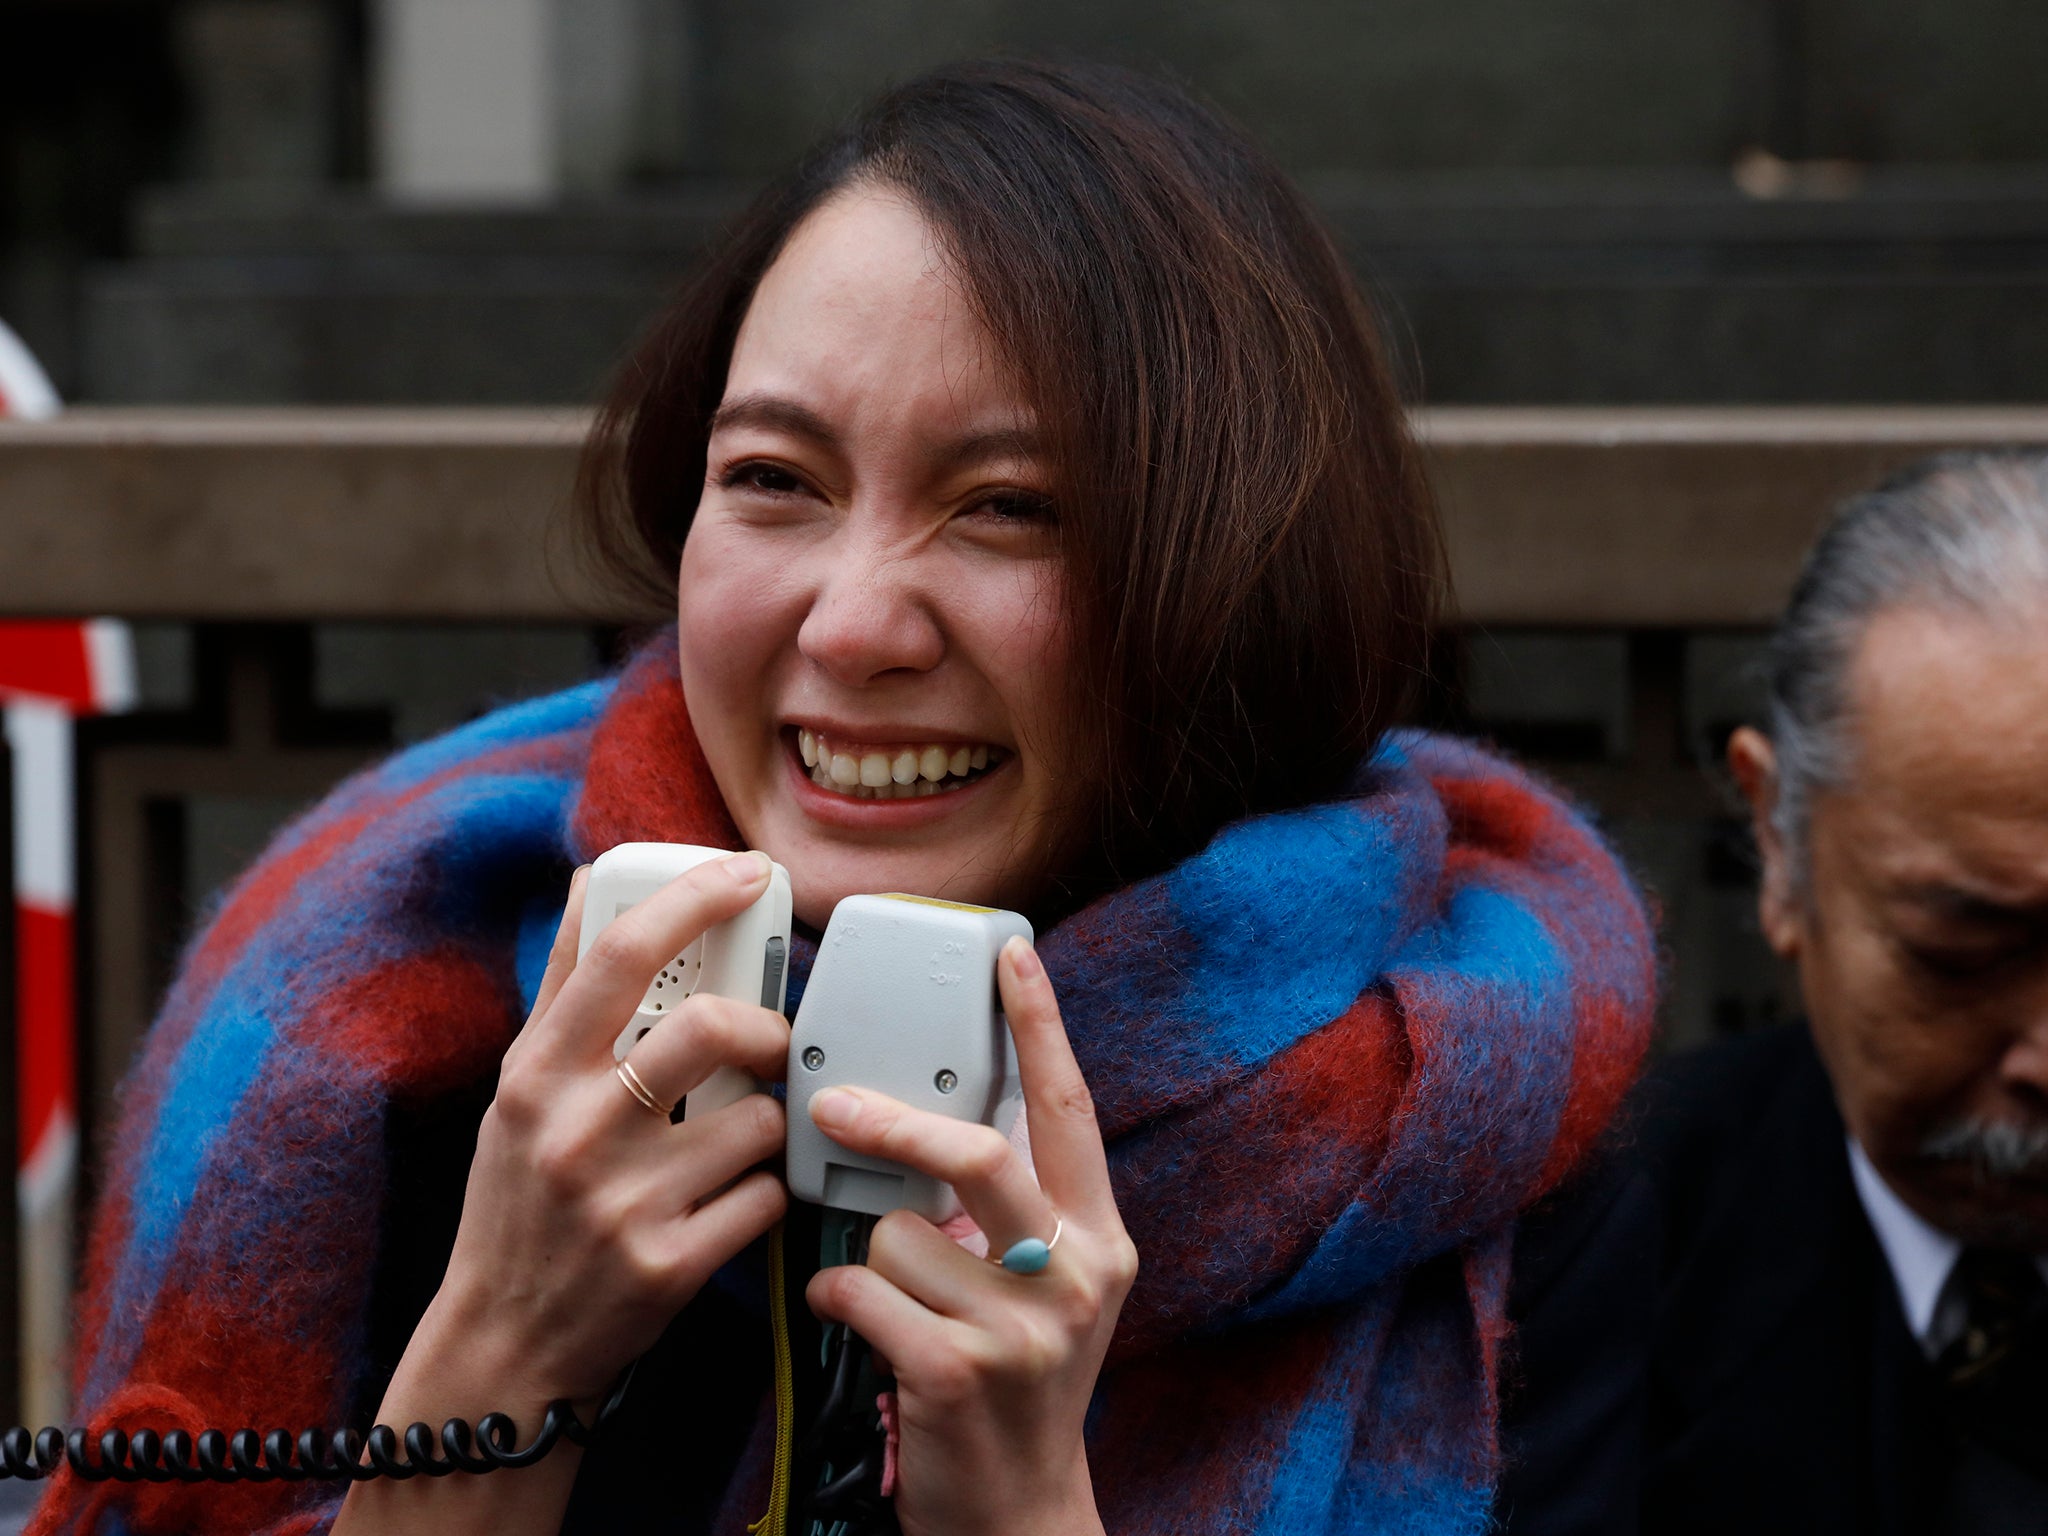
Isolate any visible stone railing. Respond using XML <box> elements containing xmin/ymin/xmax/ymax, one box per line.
<box><xmin>13</xmin><ymin>404</ymin><xmax>2048</xmax><ymax>621</ymax></box>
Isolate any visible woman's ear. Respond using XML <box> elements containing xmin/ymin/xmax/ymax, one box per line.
<box><xmin>1727</xmin><ymin>726</ymin><xmax>1804</xmax><ymax>959</ymax></box>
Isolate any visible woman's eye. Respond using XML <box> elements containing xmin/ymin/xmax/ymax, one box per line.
<box><xmin>972</xmin><ymin>491</ymin><xmax>1057</xmax><ymax>526</ymax></box>
<box><xmin>719</xmin><ymin>462</ymin><xmax>805</xmax><ymax>496</ymax></box>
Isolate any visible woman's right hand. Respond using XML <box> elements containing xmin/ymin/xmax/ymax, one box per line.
<box><xmin>429</xmin><ymin>850</ymin><xmax>792</xmax><ymax>1408</ymax></box>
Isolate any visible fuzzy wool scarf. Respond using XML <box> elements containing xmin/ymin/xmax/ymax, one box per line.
<box><xmin>32</xmin><ymin>636</ymin><xmax>1654</xmax><ymax>1536</ymax></box>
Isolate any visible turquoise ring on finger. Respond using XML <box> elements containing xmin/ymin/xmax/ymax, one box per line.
<box><xmin>993</xmin><ymin>1214</ymin><xmax>1063</xmax><ymax>1275</ymax></box>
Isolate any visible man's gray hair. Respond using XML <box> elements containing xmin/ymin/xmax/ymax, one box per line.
<box><xmin>1763</xmin><ymin>448</ymin><xmax>2048</xmax><ymax>890</ymax></box>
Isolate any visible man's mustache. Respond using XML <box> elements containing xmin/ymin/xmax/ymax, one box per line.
<box><xmin>1918</xmin><ymin>1116</ymin><xmax>2048</xmax><ymax>1181</ymax></box>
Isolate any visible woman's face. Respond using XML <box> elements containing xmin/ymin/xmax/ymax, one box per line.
<box><xmin>678</xmin><ymin>186</ymin><xmax>1088</xmax><ymax>929</ymax></box>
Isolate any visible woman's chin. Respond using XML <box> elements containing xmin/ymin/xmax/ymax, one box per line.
<box><xmin>784</xmin><ymin>851</ymin><xmax>1004</xmax><ymax>930</ymax></box>
<box><xmin>766</xmin><ymin>813</ymin><xmax>1040</xmax><ymax>927</ymax></box>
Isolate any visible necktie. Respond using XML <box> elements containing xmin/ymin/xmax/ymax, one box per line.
<box><xmin>1936</xmin><ymin>1247</ymin><xmax>2048</xmax><ymax>1484</ymax></box>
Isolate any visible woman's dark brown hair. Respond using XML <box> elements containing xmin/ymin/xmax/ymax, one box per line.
<box><xmin>575</xmin><ymin>58</ymin><xmax>1445</xmax><ymax>882</ymax></box>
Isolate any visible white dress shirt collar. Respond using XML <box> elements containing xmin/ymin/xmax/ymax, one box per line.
<box><xmin>1848</xmin><ymin>1137</ymin><xmax>1960</xmax><ymax>1353</ymax></box>
<box><xmin>1847</xmin><ymin>1135</ymin><xmax>2048</xmax><ymax>1358</ymax></box>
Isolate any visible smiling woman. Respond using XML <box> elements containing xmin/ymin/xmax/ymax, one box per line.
<box><xmin>675</xmin><ymin>187</ymin><xmax>1082</xmax><ymax>922</ymax></box>
<box><xmin>37</xmin><ymin>59</ymin><xmax>1657</xmax><ymax>1536</ymax></box>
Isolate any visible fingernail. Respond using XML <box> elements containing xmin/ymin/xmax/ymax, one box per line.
<box><xmin>810</xmin><ymin>1088</ymin><xmax>858</xmax><ymax>1130</ymax></box>
<box><xmin>1005</xmin><ymin>936</ymin><xmax>1043</xmax><ymax>980</ymax></box>
<box><xmin>723</xmin><ymin>850</ymin><xmax>771</xmax><ymax>885</ymax></box>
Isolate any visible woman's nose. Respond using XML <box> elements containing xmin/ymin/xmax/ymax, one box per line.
<box><xmin>795</xmin><ymin>539</ymin><xmax>946</xmax><ymax>688</ymax></box>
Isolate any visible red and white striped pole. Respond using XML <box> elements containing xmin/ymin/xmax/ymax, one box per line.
<box><xmin>0</xmin><ymin>319</ymin><xmax>136</xmax><ymax>1425</ymax></box>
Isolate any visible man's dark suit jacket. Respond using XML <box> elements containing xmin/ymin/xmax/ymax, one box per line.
<box><xmin>1495</xmin><ymin>1025</ymin><xmax>2046</xmax><ymax>1536</ymax></box>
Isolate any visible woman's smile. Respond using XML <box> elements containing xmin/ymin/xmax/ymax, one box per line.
<box><xmin>791</xmin><ymin>727</ymin><xmax>1008</xmax><ymax>801</ymax></box>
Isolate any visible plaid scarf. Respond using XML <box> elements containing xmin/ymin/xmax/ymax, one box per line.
<box><xmin>34</xmin><ymin>636</ymin><xmax>1654</xmax><ymax>1536</ymax></box>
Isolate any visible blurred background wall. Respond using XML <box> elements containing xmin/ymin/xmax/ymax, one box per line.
<box><xmin>10</xmin><ymin>0</ymin><xmax>2048</xmax><ymax>408</ymax></box>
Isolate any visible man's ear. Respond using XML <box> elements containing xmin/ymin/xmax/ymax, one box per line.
<box><xmin>1727</xmin><ymin>726</ymin><xmax>1804</xmax><ymax>958</ymax></box>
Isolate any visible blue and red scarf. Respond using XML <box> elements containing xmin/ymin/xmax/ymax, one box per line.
<box><xmin>34</xmin><ymin>637</ymin><xmax>1654</xmax><ymax>1536</ymax></box>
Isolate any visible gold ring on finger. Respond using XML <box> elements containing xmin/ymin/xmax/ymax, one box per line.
<box><xmin>615</xmin><ymin>1059</ymin><xmax>673</xmax><ymax>1119</ymax></box>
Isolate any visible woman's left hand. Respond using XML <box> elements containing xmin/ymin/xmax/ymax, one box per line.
<box><xmin>804</xmin><ymin>936</ymin><xmax>1136</xmax><ymax>1536</ymax></box>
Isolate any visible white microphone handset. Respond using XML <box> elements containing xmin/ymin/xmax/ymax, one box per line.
<box><xmin>786</xmin><ymin>894</ymin><xmax>1033</xmax><ymax>1222</ymax></box>
<box><xmin>577</xmin><ymin>843</ymin><xmax>794</xmax><ymax>1118</ymax></box>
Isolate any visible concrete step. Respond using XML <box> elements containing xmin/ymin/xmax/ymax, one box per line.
<box><xmin>80</xmin><ymin>170</ymin><xmax>2048</xmax><ymax>405</ymax></box>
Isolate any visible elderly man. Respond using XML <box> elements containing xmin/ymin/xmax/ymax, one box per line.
<box><xmin>1498</xmin><ymin>449</ymin><xmax>2048</xmax><ymax>1535</ymax></box>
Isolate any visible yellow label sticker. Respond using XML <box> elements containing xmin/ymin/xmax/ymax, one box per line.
<box><xmin>877</xmin><ymin>892</ymin><xmax>1000</xmax><ymax>915</ymax></box>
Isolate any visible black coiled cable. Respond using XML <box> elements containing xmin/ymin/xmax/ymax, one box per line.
<box><xmin>0</xmin><ymin>1370</ymin><xmax>632</xmax><ymax>1484</ymax></box>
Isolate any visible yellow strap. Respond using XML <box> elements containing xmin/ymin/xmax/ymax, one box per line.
<box><xmin>748</xmin><ymin>1220</ymin><xmax>796</xmax><ymax>1536</ymax></box>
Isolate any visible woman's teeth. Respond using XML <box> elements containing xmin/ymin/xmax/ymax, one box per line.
<box><xmin>796</xmin><ymin>729</ymin><xmax>1000</xmax><ymax>800</ymax></box>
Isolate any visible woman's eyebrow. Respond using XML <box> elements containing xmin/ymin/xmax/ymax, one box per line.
<box><xmin>931</xmin><ymin>426</ymin><xmax>1045</xmax><ymax>474</ymax></box>
<box><xmin>710</xmin><ymin>394</ymin><xmax>1042</xmax><ymax>470</ymax></box>
<box><xmin>707</xmin><ymin>393</ymin><xmax>839</xmax><ymax>446</ymax></box>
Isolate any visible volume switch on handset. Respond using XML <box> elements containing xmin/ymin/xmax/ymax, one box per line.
<box><xmin>577</xmin><ymin>844</ymin><xmax>795</xmax><ymax>1116</ymax></box>
<box><xmin>760</xmin><ymin>935</ymin><xmax>787</xmax><ymax>1011</ymax></box>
